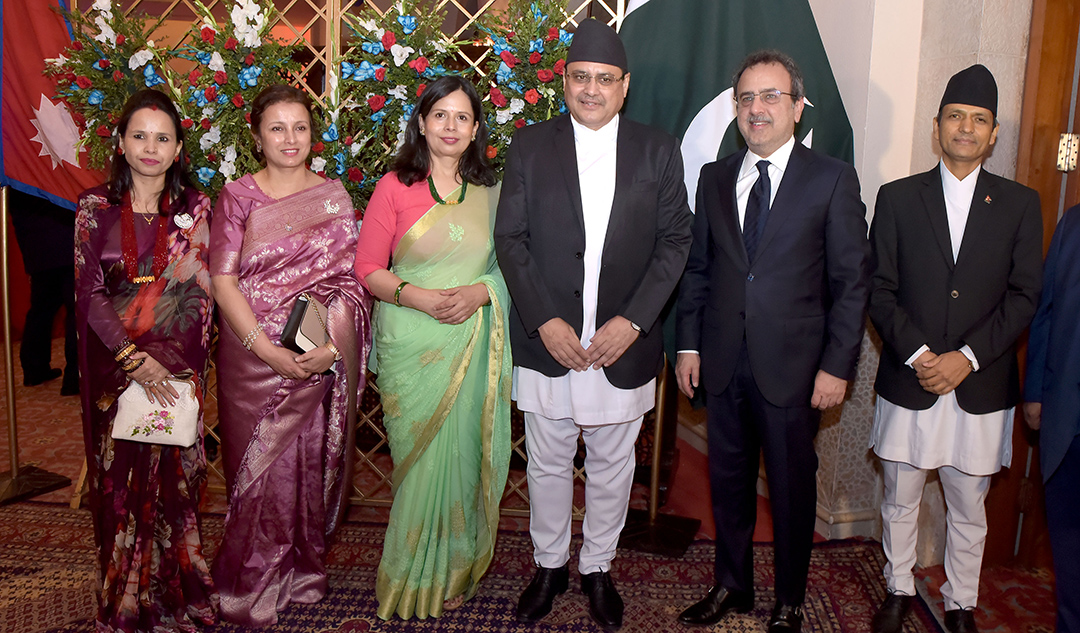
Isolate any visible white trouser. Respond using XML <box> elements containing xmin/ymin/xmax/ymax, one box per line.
<box><xmin>881</xmin><ymin>460</ymin><xmax>991</xmax><ymax>609</ymax></box>
<box><xmin>524</xmin><ymin>411</ymin><xmax>643</xmax><ymax>574</ymax></box>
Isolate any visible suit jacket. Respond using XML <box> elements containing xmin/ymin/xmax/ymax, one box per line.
<box><xmin>869</xmin><ymin>165</ymin><xmax>1043</xmax><ymax>415</ymax></box>
<box><xmin>1025</xmin><ymin>204</ymin><xmax>1080</xmax><ymax>482</ymax></box>
<box><xmin>493</xmin><ymin>114</ymin><xmax>693</xmax><ymax>389</ymax></box>
<box><xmin>676</xmin><ymin>143</ymin><xmax>870</xmax><ymax>407</ymax></box>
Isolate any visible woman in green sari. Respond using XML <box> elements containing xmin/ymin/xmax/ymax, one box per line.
<box><xmin>354</xmin><ymin>76</ymin><xmax>511</xmax><ymax>620</ymax></box>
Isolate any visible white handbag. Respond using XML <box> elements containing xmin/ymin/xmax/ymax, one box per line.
<box><xmin>111</xmin><ymin>378</ymin><xmax>199</xmax><ymax>447</ymax></box>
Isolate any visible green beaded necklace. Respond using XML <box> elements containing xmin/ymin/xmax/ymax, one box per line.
<box><xmin>427</xmin><ymin>175</ymin><xmax>467</xmax><ymax>205</ymax></box>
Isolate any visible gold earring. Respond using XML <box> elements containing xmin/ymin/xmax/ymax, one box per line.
<box><xmin>419</xmin><ymin>128</ymin><xmax>425</xmax><ymax>136</ymax></box>
<box><xmin>256</xmin><ymin>142</ymin><xmax>262</xmax><ymax>152</ymax></box>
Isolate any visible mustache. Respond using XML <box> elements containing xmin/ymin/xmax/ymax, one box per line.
<box><xmin>747</xmin><ymin>115</ymin><xmax>772</xmax><ymax>125</ymax></box>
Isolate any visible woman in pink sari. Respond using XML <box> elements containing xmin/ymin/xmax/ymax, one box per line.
<box><xmin>209</xmin><ymin>85</ymin><xmax>372</xmax><ymax>626</ymax></box>
<box><xmin>74</xmin><ymin>89</ymin><xmax>218</xmax><ymax>632</ymax></box>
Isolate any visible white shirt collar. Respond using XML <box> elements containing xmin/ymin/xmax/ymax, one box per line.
<box><xmin>570</xmin><ymin>113</ymin><xmax>620</xmax><ymax>145</ymax></box>
<box><xmin>739</xmin><ymin>135</ymin><xmax>796</xmax><ymax>180</ymax></box>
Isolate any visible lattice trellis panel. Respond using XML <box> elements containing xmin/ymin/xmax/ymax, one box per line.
<box><xmin>73</xmin><ymin>0</ymin><xmax>631</xmax><ymax>520</ymax></box>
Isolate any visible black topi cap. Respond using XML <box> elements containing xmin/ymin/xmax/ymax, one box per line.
<box><xmin>939</xmin><ymin>64</ymin><xmax>997</xmax><ymax>118</ymax></box>
<box><xmin>565</xmin><ymin>19</ymin><xmax>627</xmax><ymax>73</ymax></box>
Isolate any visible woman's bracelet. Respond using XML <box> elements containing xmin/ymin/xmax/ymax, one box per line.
<box><xmin>113</xmin><ymin>339</ymin><xmax>137</xmax><ymax>363</ymax></box>
<box><xmin>394</xmin><ymin>281</ymin><xmax>409</xmax><ymax>307</ymax></box>
<box><xmin>242</xmin><ymin>323</ymin><xmax>263</xmax><ymax>351</ymax></box>
<box><xmin>325</xmin><ymin>341</ymin><xmax>342</xmax><ymax>361</ymax></box>
<box><xmin>122</xmin><ymin>357</ymin><xmax>144</xmax><ymax>373</ymax></box>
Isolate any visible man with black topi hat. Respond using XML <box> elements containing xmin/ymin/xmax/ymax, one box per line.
<box><xmin>867</xmin><ymin>64</ymin><xmax>1043</xmax><ymax>633</ymax></box>
<box><xmin>494</xmin><ymin>18</ymin><xmax>692</xmax><ymax>632</ymax></box>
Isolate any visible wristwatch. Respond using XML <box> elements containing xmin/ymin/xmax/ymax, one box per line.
<box><xmin>629</xmin><ymin>321</ymin><xmax>642</xmax><ymax>333</ymax></box>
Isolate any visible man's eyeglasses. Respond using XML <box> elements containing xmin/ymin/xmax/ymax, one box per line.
<box><xmin>568</xmin><ymin>71</ymin><xmax>626</xmax><ymax>88</ymax></box>
<box><xmin>735</xmin><ymin>89</ymin><xmax>796</xmax><ymax>107</ymax></box>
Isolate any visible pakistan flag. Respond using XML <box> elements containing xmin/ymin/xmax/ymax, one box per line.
<box><xmin>620</xmin><ymin>0</ymin><xmax>855</xmax><ymax>210</ymax></box>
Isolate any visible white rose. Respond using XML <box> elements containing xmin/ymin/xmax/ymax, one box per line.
<box><xmin>199</xmin><ymin>125</ymin><xmax>221</xmax><ymax>151</ymax></box>
<box><xmin>219</xmin><ymin>161</ymin><xmax>236</xmax><ymax>181</ymax></box>
<box><xmin>495</xmin><ymin>109</ymin><xmax>513</xmax><ymax>125</ymax></box>
<box><xmin>128</xmin><ymin>49</ymin><xmax>154</xmax><ymax>70</ymax></box>
<box><xmin>390</xmin><ymin>44</ymin><xmax>415</xmax><ymax>67</ymax></box>
<box><xmin>350</xmin><ymin>142</ymin><xmax>362</xmax><ymax>157</ymax></box>
<box><xmin>310</xmin><ymin>156</ymin><xmax>327</xmax><ymax>172</ymax></box>
<box><xmin>509</xmin><ymin>99</ymin><xmax>525</xmax><ymax>114</ymax></box>
<box><xmin>208</xmin><ymin>52</ymin><xmax>226</xmax><ymax>73</ymax></box>
<box><xmin>223</xmin><ymin>145</ymin><xmax>237</xmax><ymax>162</ymax></box>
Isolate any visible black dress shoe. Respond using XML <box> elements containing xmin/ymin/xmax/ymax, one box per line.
<box><xmin>60</xmin><ymin>372</ymin><xmax>79</xmax><ymax>396</ymax></box>
<box><xmin>944</xmin><ymin>608</ymin><xmax>979</xmax><ymax>633</ymax></box>
<box><xmin>872</xmin><ymin>593</ymin><xmax>913</xmax><ymax>633</ymax></box>
<box><xmin>581</xmin><ymin>571</ymin><xmax>624</xmax><ymax>631</ymax></box>
<box><xmin>767</xmin><ymin>602</ymin><xmax>803</xmax><ymax>632</ymax></box>
<box><xmin>516</xmin><ymin>564</ymin><xmax>569</xmax><ymax>623</ymax></box>
<box><xmin>23</xmin><ymin>367</ymin><xmax>61</xmax><ymax>387</ymax></box>
<box><xmin>677</xmin><ymin>585</ymin><xmax>754</xmax><ymax>625</ymax></box>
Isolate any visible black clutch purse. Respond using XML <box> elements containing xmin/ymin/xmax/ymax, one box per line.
<box><xmin>280</xmin><ymin>292</ymin><xmax>329</xmax><ymax>354</ymax></box>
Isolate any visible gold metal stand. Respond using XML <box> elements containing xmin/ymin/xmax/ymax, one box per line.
<box><xmin>620</xmin><ymin>358</ymin><xmax>701</xmax><ymax>558</ymax></box>
<box><xmin>0</xmin><ymin>186</ymin><xmax>71</xmax><ymax>505</ymax></box>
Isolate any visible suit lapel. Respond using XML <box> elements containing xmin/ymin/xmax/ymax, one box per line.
<box><xmin>603</xmin><ymin>120</ymin><xmax>636</xmax><ymax>248</ymax></box>
<box><xmin>553</xmin><ymin>116</ymin><xmax>585</xmax><ymax>232</ymax></box>
<box><xmin>755</xmin><ymin>143</ymin><xmax>809</xmax><ymax>261</ymax></box>
<box><xmin>712</xmin><ymin>150</ymin><xmax>749</xmax><ymax>266</ymax></box>
<box><xmin>919</xmin><ymin>165</ymin><xmax>955</xmax><ymax>270</ymax></box>
<box><xmin>954</xmin><ymin>169</ymin><xmax>998</xmax><ymax>268</ymax></box>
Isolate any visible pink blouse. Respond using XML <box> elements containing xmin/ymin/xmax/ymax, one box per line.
<box><xmin>354</xmin><ymin>173</ymin><xmax>441</xmax><ymax>288</ymax></box>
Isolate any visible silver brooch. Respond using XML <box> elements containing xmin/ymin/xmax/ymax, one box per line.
<box><xmin>324</xmin><ymin>199</ymin><xmax>340</xmax><ymax>214</ymax></box>
<box><xmin>174</xmin><ymin>213</ymin><xmax>194</xmax><ymax>229</ymax></box>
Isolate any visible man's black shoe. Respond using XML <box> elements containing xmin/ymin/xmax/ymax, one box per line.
<box><xmin>23</xmin><ymin>367</ymin><xmax>61</xmax><ymax>387</ymax></box>
<box><xmin>516</xmin><ymin>564</ymin><xmax>569</xmax><ymax>623</ymax></box>
<box><xmin>767</xmin><ymin>602</ymin><xmax>803</xmax><ymax>632</ymax></box>
<box><xmin>581</xmin><ymin>571</ymin><xmax>624</xmax><ymax>631</ymax></box>
<box><xmin>871</xmin><ymin>593</ymin><xmax>913</xmax><ymax>633</ymax></box>
<box><xmin>677</xmin><ymin>585</ymin><xmax>754</xmax><ymax>625</ymax></box>
<box><xmin>944</xmin><ymin>608</ymin><xmax>979</xmax><ymax>633</ymax></box>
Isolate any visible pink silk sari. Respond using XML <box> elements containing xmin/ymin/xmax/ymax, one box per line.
<box><xmin>209</xmin><ymin>175</ymin><xmax>372</xmax><ymax>626</ymax></box>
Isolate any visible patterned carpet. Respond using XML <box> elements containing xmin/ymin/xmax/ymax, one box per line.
<box><xmin>0</xmin><ymin>502</ymin><xmax>946</xmax><ymax>633</ymax></box>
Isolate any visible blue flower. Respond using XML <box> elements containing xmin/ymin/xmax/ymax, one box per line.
<box><xmin>397</xmin><ymin>15</ymin><xmax>417</xmax><ymax>34</ymax></box>
<box><xmin>356</xmin><ymin>60</ymin><xmax>378</xmax><ymax>80</ymax></box>
<box><xmin>496</xmin><ymin>61</ymin><xmax>512</xmax><ymax>84</ymax></box>
<box><xmin>189</xmin><ymin>87</ymin><xmax>209</xmax><ymax>108</ymax></box>
<box><xmin>217</xmin><ymin>93</ymin><xmax>228</xmax><ymax>104</ymax></box>
<box><xmin>531</xmin><ymin>4</ymin><xmax>547</xmax><ymax>24</ymax></box>
<box><xmin>322</xmin><ymin>123</ymin><xmax>339</xmax><ymax>142</ymax></box>
<box><xmin>238</xmin><ymin>65</ymin><xmax>262</xmax><ymax>89</ymax></box>
<box><xmin>332</xmin><ymin>152</ymin><xmax>347</xmax><ymax>175</ymax></box>
<box><xmin>558</xmin><ymin>102</ymin><xmax>568</xmax><ymax>114</ymax></box>
<box><xmin>402</xmin><ymin>103</ymin><xmax>414</xmax><ymax>120</ymax></box>
<box><xmin>196</xmin><ymin>167</ymin><xmax>216</xmax><ymax>185</ymax></box>
<box><xmin>361</xmin><ymin>41</ymin><xmax>384</xmax><ymax>55</ymax></box>
<box><xmin>143</xmin><ymin>65</ymin><xmax>165</xmax><ymax>87</ymax></box>
<box><xmin>87</xmin><ymin>90</ymin><xmax>104</xmax><ymax>107</ymax></box>
<box><xmin>491</xmin><ymin>36</ymin><xmax>510</xmax><ymax>55</ymax></box>
<box><xmin>507</xmin><ymin>80</ymin><xmax>524</xmax><ymax>93</ymax></box>
<box><xmin>529</xmin><ymin>38</ymin><xmax>544</xmax><ymax>53</ymax></box>
<box><xmin>92</xmin><ymin>59</ymin><xmax>108</xmax><ymax>71</ymax></box>
<box><xmin>371</xmin><ymin>110</ymin><xmax>387</xmax><ymax>123</ymax></box>
<box><xmin>559</xmin><ymin>30</ymin><xmax>573</xmax><ymax>46</ymax></box>
<box><xmin>421</xmin><ymin>64</ymin><xmax>446</xmax><ymax>79</ymax></box>
<box><xmin>195</xmin><ymin>51</ymin><xmax>212</xmax><ymax>65</ymax></box>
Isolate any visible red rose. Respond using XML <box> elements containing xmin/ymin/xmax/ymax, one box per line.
<box><xmin>64</xmin><ymin>72</ymin><xmax>75</xmax><ymax>82</ymax></box>
<box><xmin>95</xmin><ymin>124</ymin><xmax>111</xmax><ymax>137</ymax></box>
<box><xmin>188</xmin><ymin>69</ymin><xmax>202</xmax><ymax>86</ymax></box>
<box><xmin>98</xmin><ymin>58</ymin><xmax>110</xmax><ymax>69</ymax></box>
<box><xmin>207</xmin><ymin>153</ymin><xmax>217</xmax><ymax>163</ymax></box>
<box><xmin>499</xmin><ymin>50</ymin><xmax>518</xmax><ymax>68</ymax></box>
<box><xmin>245</xmin><ymin>112</ymin><xmax>251</xmax><ymax>124</ymax></box>
<box><xmin>524</xmin><ymin>89</ymin><xmax>540</xmax><ymax>104</ymax></box>
<box><xmin>312</xmin><ymin>141</ymin><xmax>325</xmax><ymax>153</ymax></box>
<box><xmin>231</xmin><ymin>93</ymin><xmax>244</xmax><ymax>108</ymax></box>
<box><xmin>214</xmin><ymin>71</ymin><xmax>227</xmax><ymax>85</ymax></box>
<box><xmin>375</xmin><ymin>67</ymin><xmax>386</xmax><ymax>81</ymax></box>
<box><xmin>344</xmin><ymin>135</ymin><xmax>353</xmax><ymax>145</ymax></box>
<box><xmin>71</xmin><ymin>40</ymin><xmax>84</xmax><ymax>51</ymax></box>
<box><xmin>204</xmin><ymin>85</ymin><xmax>217</xmax><ymax>101</ymax></box>
<box><xmin>537</xmin><ymin>69</ymin><xmax>554</xmax><ymax>83</ymax></box>
<box><xmin>181</xmin><ymin>118</ymin><xmax>194</xmax><ymax>129</ymax></box>
<box><xmin>529</xmin><ymin>52</ymin><xmax>541</xmax><ymax>64</ymax></box>
<box><xmin>553</xmin><ymin>59</ymin><xmax>565</xmax><ymax>75</ymax></box>
<box><xmin>200</xmin><ymin>27</ymin><xmax>215</xmax><ymax>44</ymax></box>
<box><xmin>75</xmin><ymin>75</ymin><xmax>92</xmax><ymax>89</ymax></box>
<box><xmin>546</xmin><ymin>27</ymin><xmax>558</xmax><ymax>42</ymax></box>
<box><xmin>200</xmin><ymin>118</ymin><xmax>211</xmax><ymax>130</ymax></box>
<box><xmin>115</xmin><ymin>34</ymin><xmax>125</xmax><ymax>46</ymax></box>
<box><xmin>107</xmin><ymin>113</ymin><xmax>118</xmax><ymax>124</ymax></box>
<box><xmin>408</xmin><ymin>56</ymin><xmax>429</xmax><ymax>74</ymax></box>
<box><xmin>514</xmin><ymin>119</ymin><xmax>527</xmax><ymax>128</ymax></box>
<box><xmin>507</xmin><ymin>31</ymin><xmax>515</xmax><ymax>38</ymax></box>
<box><xmin>489</xmin><ymin>87</ymin><xmax>507</xmax><ymax>108</ymax></box>
<box><xmin>416</xmin><ymin>83</ymin><xmax>426</xmax><ymax>97</ymax></box>
<box><xmin>224</xmin><ymin>37</ymin><xmax>238</xmax><ymax>50</ymax></box>
<box><xmin>381</xmin><ymin>30</ymin><xmax>396</xmax><ymax>49</ymax></box>
<box><xmin>348</xmin><ymin>167</ymin><xmax>363</xmax><ymax>182</ymax></box>
<box><xmin>244</xmin><ymin>53</ymin><xmax>255</xmax><ymax>66</ymax></box>
<box><xmin>486</xmin><ymin>145</ymin><xmax>497</xmax><ymax>159</ymax></box>
<box><xmin>367</xmin><ymin>94</ymin><xmax>386</xmax><ymax>112</ymax></box>
<box><xmin>112</xmin><ymin>70</ymin><xmax>124</xmax><ymax>82</ymax></box>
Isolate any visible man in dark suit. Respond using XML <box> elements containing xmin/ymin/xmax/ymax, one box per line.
<box><xmin>1024</xmin><ymin>205</ymin><xmax>1080</xmax><ymax>633</ymax></box>
<box><xmin>868</xmin><ymin>65</ymin><xmax>1042</xmax><ymax>633</ymax></box>
<box><xmin>494</xmin><ymin>19</ymin><xmax>692</xmax><ymax>632</ymax></box>
<box><xmin>675</xmin><ymin>50</ymin><xmax>869</xmax><ymax>633</ymax></box>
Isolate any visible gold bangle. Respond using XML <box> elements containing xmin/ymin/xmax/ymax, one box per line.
<box><xmin>242</xmin><ymin>323</ymin><xmax>263</xmax><ymax>351</ymax></box>
<box><xmin>113</xmin><ymin>342</ymin><xmax>136</xmax><ymax>362</ymax></box>
<box><xmin>325</xmin><ymin>341</ymin><xmax>342</xmax><ymax>361</ymax></box>
<box><xmin>394</xmin><ymin>281</ymin><xmax>409</xmax><ymax>306</ymax></box>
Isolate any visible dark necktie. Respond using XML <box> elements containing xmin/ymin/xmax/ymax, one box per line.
<box><xmin>743</xmin><ymin>160</ymin><xmax>771</xmax><ymax>261</ymax></box>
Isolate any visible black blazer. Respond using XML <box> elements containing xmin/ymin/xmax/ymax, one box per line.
<box><xmin>869</xmin><ymin>166</ymin><xmax>1043</xmax><ymax>414</ymax></box>
<box><xmin>494</xmin><ymin>114</ymin><xmax>693</xmax><ymax>389</ymax></box>
<box><xmin>676</xmin><ymin>143</ymin><xmax>870</xmax><ymax>408</ymax></box>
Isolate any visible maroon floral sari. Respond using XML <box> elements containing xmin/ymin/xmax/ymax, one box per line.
<box><xmin>74</xmin><ymin>185</ymin><xmax>218</xmax><ymax>633</ymax></box>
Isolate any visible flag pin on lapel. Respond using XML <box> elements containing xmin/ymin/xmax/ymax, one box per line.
<box><xmin>985</xmin><ymin>195</ymin><xmax>992</xmax><ymax>204</ymax></box>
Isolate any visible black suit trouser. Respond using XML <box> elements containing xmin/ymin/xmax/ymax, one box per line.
<box><xmin>706</xmin><ymin>342</ymin><xmax>821</xmax><ymax>606</ymax></box>
<box><xmin>20</xmin><ymin>266</ymin><xmax>76</xmax><ymax>380</ymax></box>
<box><xmin>1046</xmin><ymin>431</ymin><xmax>1080</xmax><ymax>633</ymax></box>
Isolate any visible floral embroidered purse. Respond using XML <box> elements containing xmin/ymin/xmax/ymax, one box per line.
<box><xmin>111</xmin><ymin>378</ymin><xmax>199</xmax><ymax>447</ymax></box>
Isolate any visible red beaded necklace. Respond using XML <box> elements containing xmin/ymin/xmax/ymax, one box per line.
<box><xmin>121</xmin><ymin>191</ymin><xmax>170</xmax><ymax>284</ymax></box>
